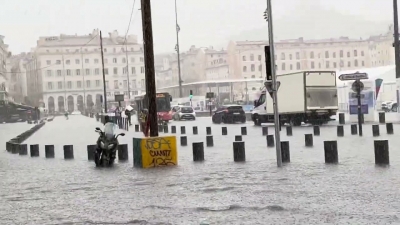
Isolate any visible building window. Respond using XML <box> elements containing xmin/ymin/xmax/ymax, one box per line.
<box><xmin>340</xmin><ymin>50</ymin><xmax>343</xmax><ymax>57</ymax></box>
<box><xmin>258</xmin><ymin>65</ymin><xmax>262</xmax><ymax>71</ymax></box>
<box><xmin>96</xmin><ymin>80</ymin><xmax>100</xmax><ymax>87</ymax></box>
<box><xmin>333</xmin><ymin>52</ymin><xmax>336</xmax><ymax>58</ymax></box>
<box><xmin>310</xmin><ymin>51</ymin><xmax>314</xmax><ymax>59</ymax></box>
<box><xmin>85</xmin><ymin>59</ymin><xmax>89</xmax><ymax>64</ymax></box>
<box><xmin>290</xmin><ymin>64</ymin><xmax>293</xmax><ymax>70</ymax></box>
<box><xmin>311</xmin><ymin>62</ymin><xmax>315</xmax><ymax>69</ymax></box>
<box><xmin>250</xmin><ymin>54</ymin><xmax>254</xmax><ymax>61</ymax></box>
<box><xmin>85</xmin><ymin>69</ymin><xmax>90</xmax><ymax>75</ymax></box>
<box><xmin>325</xmin><ymin>51</ymin><xmax>329</xmax><ymax>58</ymax></box>
<box><xmin>114</xmin><ymin>80</ymin><xmax>118</xmax><ymax>89</ymax></box>
<box><xmin>67</xmin><ymin>81</ymin><xmax>72</xmax><ymax>89</ymax></box>
<box><xmin>333</xmin><ymin>62</ymin><xmax>337</xmax><ymax>68</ymax></box>
<box><xmin>243</xmin><ymin>66</ymin><xmax>247</xmax><ymax>72</ymax></box>
<box><xmin>113</xmin><ymin>58</ymin><xmax>117</xmax><ymax>63</ymax></box>
<box><xmin>141</xmin><ymin>67</ymin><xmax>145</xmax><ymax>73</ymax></box>
<box><xmin>56</xmin><ymin>60</ymin><xmax>61</xmax><ymax>64</ymax></box>
<box><xmin>296</xmin><ymin>52</ymin><xmax>300</xmax><ymax>59</ymax></box>
<box><xmin>361</xmin><ymin>51</ymin><xmax>364</xmax><ymax>56</ymax></box>
<box><xmin>141</xmin><ymin>79</ymin><xmax>145</xmax><ymax>87</ymax></box>
<box><xmin>282</xmin><ymin>63</ymin><xmax>285</xmax><ymax>70</ymax></box>
<box><xmin>57</xmin><ymin>70</ymin><xmax>62</xmax><ymax>76</ymax></box>
<box><xmin>76</xmin><ymin>69</ymin><xmax>80</xmax><ymax>75</ymax></box>
<box><xmin>113</xmin><ymin>68</ymin><xmax>118</xmax><ymax>75</ymax></box>
<box><xmin>46</xmin><ymin>70</ymin><xmax>52</xmax><ymax>76</ymax></box>
<box><xmin>242</xmin><ymin>56</ymin><xmax>246</xmax><ymax>61</ymax></box>
<box><xmin>289</xmin><ymin>54</ymin><xmax>292</xmax><ymax>60</ymax></box>
<box><xmin>123</xmin><ymin>80</ymin><xmax>127</xmax><ymax>88</ymax></box>
<box><xmin>354</xmin><ymin>50</ymin><xmax>358</xmax><ymax>57</ymax></box>
<box><xmin>348</xmin><ymin>61</ymin><xmax>351</xmax><ymax>67</ymax></box>
<box><xmin>258</xmin><ymin>55</ymin><xmax>262</xmax><ymax>61</ymax></box>
<box><xmin>94</xmin><ymin>59</ymin><xmax>99</xmax><ymax>64</ymax></box>
<box><xmin>281</xmin><ymin>53</ymin><xmax>285</xmax><ymax>60</ymax></box>
<box><xmin>326</xmin><ymin>61</ymin><xmax>330</xmax><ymax>68</ymax></box>
<box><xmin>318</xmin><ymin>63</ymin><xmax>321</xmax><ymax>68</ymax></box>
<box><xmin>66</xmin><ymin>69</ymin><xmax>71</xmax><ymax>76</ymax></box>
<box><xmin>105</xmin><ymin>59</ymin><xmax>108</xmax><ymax>64</ymax></box>
<box><xmin>57</xmin><ymin>82</ymin><xmax>62</xmax><ymax>89</ymax></box>
<box><xmin>104</xmin><ymin>68</ymin><xmax>109</xmax><ymax>75</ymax></box>
<box><xmin>122</xmin><ymin>58</ymin><xmax>126</xmax><ymax>63</ymax></box>
<box><xmin>131</xmin><ymin>67</ymin><xmax>136</xmax><ymax>74</ymax></box>
<box><xmin>140</xmin><ymin>57</ymin><xmax>144</xmax><ymax>62</ymax></box>
<box><xmin>77</xmin><ymin>81</ymin><xmax>82</xmax><ymax>88</ymax></box>
<box><xmin>131</xmin><ymin>57</ymin><xmax>135</xmax><ymax>63</ymax></box>
<box><xmin>105</xmin><ymin>81</ymin><xmax>109</xmax><ymax>88</ymax></box>
<box><xmin>95</xmin><ymin>68</ymin><xmax>100</xmax><ymax>75</ymax></box>
<box><xmin>296</xmin><ymin>62</ymin><xmax>300</xmax><ymax>70</ymax></box>
<box><xmin>132</xmin><ymin>80</ymin><xmax>136</xmax><ymax>88</ymax></box>
<box><xmin>66</xmin><ymin>60</ymin><xmax>70</xmax><ymax>65</ymax></box>
<box><xmin>86</xmin><ymin>80</ymin><xmax>90</xmax><ymax>88</ymax></box>
<box><xmin>75</xmin><ymin>59</ymin><xmax>80</xmax><ymax>64</ymax></box>
<box><xmin>362</xmin><ymin>61</ymin><xmax>365</xmax><ymax>66</ymax></box>
<box><xmin>354</xmin><ymin>60</ymin><xmax>358</xmax><ymax>67</ymax></box>
<box><xmin>46</xmin><ymin>60</ymin><xmax>51</xmax><ymax>65</ymax></box>
<box><xmin>251</xmin><ymin>64</ymin><xmax>255</xmax><ymax>72</ymax></box>
<box><xmin>123</xmin><ymin>67</ymin><xmax>127</xmax><ymax>74</ymax></box>
<box><xmin>347</xmin><ymin>52</ymin><xmax>350</xmax><ymax>57</ymax></box>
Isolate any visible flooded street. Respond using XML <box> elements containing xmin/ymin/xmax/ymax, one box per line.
<box><xmin>1</xmin><ymin>116</ymin><xmax>400</xmax><ymax>224</ymax></box>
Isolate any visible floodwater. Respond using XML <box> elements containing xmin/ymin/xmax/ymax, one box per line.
<box><xmin>1</xmin><ymin>116</ymin><xmax>400</xmax><ymax>224</ymax></box>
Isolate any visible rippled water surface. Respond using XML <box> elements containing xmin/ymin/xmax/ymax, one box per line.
<box><xmin>2</xmin><ymin>116</ymin><xmax>400</xmax><ymax>224</ymax></box>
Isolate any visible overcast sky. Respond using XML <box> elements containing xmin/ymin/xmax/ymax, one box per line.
<box><xmin>0</xmin><ymin>0</ymin><xmax>394</xmax><ymax>54</ymax></box>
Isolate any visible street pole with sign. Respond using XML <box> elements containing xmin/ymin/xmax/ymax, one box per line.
<box><xmin>338</xmin><ymin>72</ymin><xmax>368</xmax><ymax>136</ymax></box>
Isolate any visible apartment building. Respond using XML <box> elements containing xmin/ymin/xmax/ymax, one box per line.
<box><xmin>27</xmin><ymin>29</ymin><xmax>145</xmax><ymax>113</ymax></box>
<box><xmin>0</xmin><ymin>35</ymin><xmax>8</xmax><ymax>93</ymax></box>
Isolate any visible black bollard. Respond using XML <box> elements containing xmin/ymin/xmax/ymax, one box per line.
<box><xmin>286</xmin><ymin>126</ymin><xmax>293</xmax><ymax>136</ymax></box>
<box><xmin>374</xmin><ymin>140</ymin><xmax>389</xmax><ymax>165</ymax></box>
<box><xmin>30</xmin><ymin>144</ymin><xmax>39</xmax><ymax>157</ymax></box>
<box><xmin>11</xmin><ymin>143</ymin><xmax>18</xmax><ymax>154</ymax></box>
<box><xmin>281</xmin><ymin>141</ymin><xmax>290</xmax><ymax>163</ymax></box>
<box><xmin>180</xmin><ymin>136</ymin><xmax>187</xmax><ymax>146</ymax></box>
<box><xmin>338</xmin><ymin>113</ymin><xmax>345</xmax><ymax>125</ymax></box>
<box><xmin>19</xmin><ymin>144</ymin><xmax>28</xmax><ymax>155</ymax></box>
<box><xmin>45</xmin><ymin>145</ymin><xmax>55</xmax><ymax>158</ymax></box>
<box><xmin>135</xmin><ymin>124</ymin><xmax>139</xmax><ymax>132</ymax></box>
<box><xmin>313</xmin><ymin>126</ymin><xmax>320</xmax><ymax>136</ymax></box>
<box><xmin>222</xmin><ymin>127</ymin><xmax>227</xmax><ymax>135</ymax></box>
<box><xmin>266</xmin><ymin>134</ymin><xmax>275</xmax><ymax>147</ymax></box>
<box><xmin>324</xmin><ymin>141</ymin><xmax>338</xmax><ymax>163</ymax></box>
<box><xmin>206</xmin><ymin>135</ymin><xmax>214</xmax><ymax>147</ymax></box>
<box><xmin>351</xmin><ymin>124</ymin><xmax>358</xmax><ymax>135</ymax></box>
<box><xmin>163</xmin><ymin>124</ymin><xmax>169</xmax><ymax>133</ymax></box>
<box><xmin>158</xmin><ymin>124</ymin><xmax>163</xmax><ymax>132</ymax></box>
<box><xmin>372</xmin><ymin>124</ymin><xmax>380</xmax><ymax>137</ymax></box>
<box><xmin>241</xmin><ymin>127</ymin><xmax>247</xmax><ymax>135</ymax></box>
<box><xmin>262</xmin><ymin>126</ymin><xmax>268</xmax><ymax>136</ymax></box>
<box><xmin>6</xmin><ymin>141</ymin><xmax>10</xmax><ymax>152</ymax></box>
<box><xmin>379</xmin><ymin>112</ymin><xmax>386</xmax><ymax>124</ymax></box>
<box><xmin>171</xmin><ymin>126</ymin><xmax>176</xmax><ymax>134</ymax></box>
<box><xmin>193</xmin><ymin>126</ymin><xmax>198</xmax><ymax>135</ymax></box>
<box><xmin>118</xmin><ymin>144</ymin><xmax>128</xmax><ymax>161</ymax></box>
<box><xmin>181</xmin><ymin>126</ymin><xmax>186</xmax><ymax>134</ymax></box>
<box><xmin>206</xmin><ymin>127</ymin><xmax>212</xmax><ymax>135</ymax></box>
<box><xmin>337</xmin><ymin>125</ymin><xmax>344</xmax><ymax>137</ymax></box>
<box><xmin>386</xmin><ymin>123</ymin><xmax>394</xmax><ymax>134</ymax></box>
<box><xmin>235</xmin><ymin>135</ymin><xmax>242</xmax><ymax>141</ymax></box>
<box><xmin>304</xmin><ymin>134</ymin><xmax>313</xmax><ymax>147</ymax></box>
<box><xmin>233</xmin><ymin>141</ymin><xmax>246</xmax><ymax>162</ymax></box>
<box><xmin>192</xmin><ymin>142</ymin><xmax>205</xmax><ymax>162</ymax></box>
<box><xmin>87</xmin><ymin>145</ymin><xmax>96</xmax><ymax>161</ymax></box>
<box><xmin>63</xmin><ymin>145</ymin><xmax>74</xmax><ymax>159</ymax></box>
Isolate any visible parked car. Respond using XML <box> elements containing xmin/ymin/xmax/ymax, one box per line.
<box><xmin>382</xmin><ymin>101</ymin><xmax>398</xmax><ymax>112</ymax></box>
<box><xmin>173</xmin><ymin>106</ymin><xmax>196</xmax><ymax>121</ymax></box>
<box><xmin>212</xmin><ymin>105</ymin><xmax>246</xmax><ymax>124</ymax></box>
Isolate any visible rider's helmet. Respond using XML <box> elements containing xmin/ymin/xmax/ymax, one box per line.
<box><xmin>104</xmin><ymin>115</ymin><xmax>110</xmax><ymax>123</ymax></box>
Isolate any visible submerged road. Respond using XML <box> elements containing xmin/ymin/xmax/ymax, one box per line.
<box><xmin>1</xmin><ymin>115</ymin><xmax>400</xmax><ymax>224</ymax></box>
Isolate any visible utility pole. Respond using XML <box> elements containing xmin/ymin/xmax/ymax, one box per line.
<box><xmin>125</xmin><ymin>45</ymin><xmax>131</xmax><ymax>100</ymax></box>
<box><xmin>100</xmin><ymin>31</ymin><xmax>108</xmax><ymax>113</ymax></box>
<box><xmin>394</xmin><ymin>0</ymin><xmax>400</xmax><ymax>79</ymax></box>
<box><xmin>141</xmin><ymin>0</ymin><xmax>158</xmax><ymax>137</ymax></box>
<box><xmin>62</xmin><ymin>54</ymin><xmax>67</xmax><ymax>112</ymax></box>
<box><xmin>80</xmin><ymin>47</ymin><xmax>86</xmax><ymax>111</ymax></box>
<box><xmin>266</xmin><ymin>0</ymin><xmax>282</xmax><ymax>167</ymax></box>
<box><xmin>175</xmin><ymin>0</ymin><xmax>183</xmax><ymax>98</ymax></box>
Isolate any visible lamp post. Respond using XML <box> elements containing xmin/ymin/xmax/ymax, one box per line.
<box><xmin>264</xmin><ymin>0</ymin><xmax>282</xmax><ymax>167</ymax></box>
<box><xmin>175</xmin><ymin>0</ymin><xmax>183</xmax><ymax>98</ymax></box>
<box><xmin>80</xmin><ymin>47</ymin><xmax>86</xmax><ymax>111</ymax></box>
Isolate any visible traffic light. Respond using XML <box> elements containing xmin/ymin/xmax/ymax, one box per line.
<box><xmin>264</xmin><ymin>46</ymin><xmax>272</xmax><ymax>81</ymax></box>
<box><xmin>189</xmin><ymin>90</ymin><xmax>193</xmax><ymax>99</ymax></box>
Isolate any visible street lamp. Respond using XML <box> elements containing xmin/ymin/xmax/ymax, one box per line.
<box><xmin>175</xmin><ymin>0</ymin><xmax>183</xmax><ymax>98</ymax></box>
<box><xmin>263</xmin><ymin>0</ymin><xmax>282</xmax><ymax>167</ymax></box>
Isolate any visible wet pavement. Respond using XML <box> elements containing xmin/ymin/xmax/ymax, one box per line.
<box><xmin>2</xmin><ymin>115</ymin><xmax>400</xmax><ymax>224</ymax></box>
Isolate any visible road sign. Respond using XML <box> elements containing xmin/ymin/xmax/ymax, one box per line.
<box><xmin>338</xmin><ymin>72</ymin><xmax>368</xmax><ymax>81</ymax></box>
<box><xmin>351</xmin><ymin>80</ymin><xmax>364</xmax><ymax>92</ymax></box>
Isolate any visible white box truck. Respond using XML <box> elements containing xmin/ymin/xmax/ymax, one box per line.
<box><xmin>251</xmin><ymin>71</ymin><xmax>338</xmax><ymax>126</ymax></box>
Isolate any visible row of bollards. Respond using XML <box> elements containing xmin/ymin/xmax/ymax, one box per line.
<box><xmin>98</xmin><ymin>115</ymin><xmax>129</xmax><ymax>131</ymax></box>
<box><xmin>190</xmin><ymin>139</ymin><xmax>390</xmax><ymax>165</ymax></box>
<box><xmin>134</xmin><ymin>124</ymin><xmax>250</xmax><ymax>136</ymax></box>
<box><xmin>338</xmin><ymin>112</ymin><xmax>389</xmax><ymax>125</ymax></box>
<box><xmin>6</xmin><ymin>143</ymin><xmax>129</xmax><ymax>161</ymax></box>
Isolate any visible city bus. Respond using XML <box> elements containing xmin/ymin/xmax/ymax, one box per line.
<box><xmin>134</xmin><ymin>92</ymin><xmax>172</xmax><ymax>122</ymax></box>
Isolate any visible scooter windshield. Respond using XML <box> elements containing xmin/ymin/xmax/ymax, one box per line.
<box><xmin>103</xmin><ymin>122</ymin><xmax>118</xmax><ymax>140</ymax></box>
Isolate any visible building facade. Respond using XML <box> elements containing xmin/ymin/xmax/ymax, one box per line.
<box><xmin>28</xmin><ymin>29</ymin><xmax>145</xmax><ymax>113</ymax></box>
<box><xmin>0</xmin><ymin>35</ymin><xmax>8</xmax><ymax>94</ymax></box>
